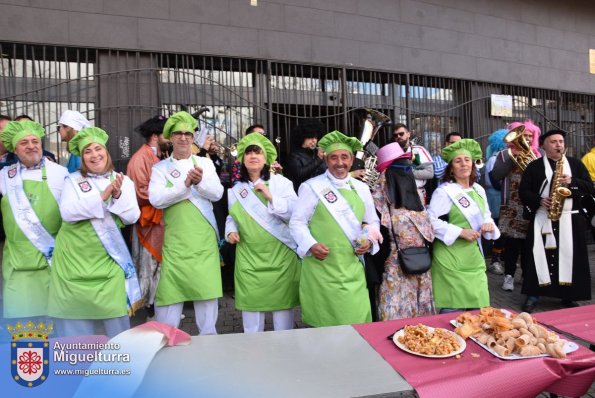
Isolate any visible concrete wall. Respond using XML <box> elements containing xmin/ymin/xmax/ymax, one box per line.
<box><xmin>1</xmin><ymin>0</ymin><xmax>594</xmax><ymax>93</ymax></box>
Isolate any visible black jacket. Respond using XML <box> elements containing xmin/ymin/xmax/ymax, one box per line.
<box><xmin>284</xmin><ymin>147</ymin><xmax>327</xmax><ymax>192</ymax></box>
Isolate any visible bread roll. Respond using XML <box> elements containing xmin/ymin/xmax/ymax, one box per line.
<box><xmin>515</xmin><ymin>334</ymin><xmax>532</xmax><ymax>347</ymax></box>
<box><xmin>497</xmin><ymin>329</ymin><xmax>520</xmax><ymax>340</ymax></box>
<box><xmin>519</xmin><ymin>345</ymin><xmax>542</xmax><ymax>356</ymax></box>
<box><xmin>511</xmin><ymin>318</ymin><xmax>528</xmax><ymax>330</ymax></box>
<box><xmin>493</xmin><ymin>344</ymin><xmax>511</xmax><ymax>357</ymax></box>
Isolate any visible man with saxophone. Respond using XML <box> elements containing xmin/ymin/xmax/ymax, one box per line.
<box><xmin>519</xmin><ymin>129</ymin><xmax>593</xmax><ymax>313</ymax></box>
<box><xmin>489</xmin><ymin>120</ymin><xmax>541</xmax><ymax>292</ymax></box>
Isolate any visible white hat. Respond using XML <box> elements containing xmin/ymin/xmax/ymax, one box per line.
<box><xmin>58</xmin><ymin>110</ymin><xmax>91</xmax><ymax>131</ymax></box>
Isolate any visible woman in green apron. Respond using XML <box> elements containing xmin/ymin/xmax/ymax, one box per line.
<box><xmin>225</xmin><ymin>133</ymin><xmax>300</xmax><ymax>333</ymax></box>
<box><xmin>48</xmin><ymin>128</ymin><xmax>141</xmax><ymax>337</ymax></box>
<box><xmin>427</xmin><ymin>139</ymin><xmax>500</xmax><ymax>313</ymax></box>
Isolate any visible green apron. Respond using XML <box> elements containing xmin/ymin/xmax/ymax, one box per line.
<box><xmin>300</xmin><ymin>188</ymin><xmax>371</xmax><ymax>327</ymax></box>
<box><xmin>230</xmin><ymin>187</ymin><xmax>300</xmax><ymax>311</ymax></box>
<box><xmin>156</xmin><ymin>200</ymin><xmax>222</xmax><ymax>306</ymax></box>
<box><xmin>431</xmin><ymin>190</ymin><xmax>490</xmax><ymax>309</ymax></box>
<box><xmin>2</xmin><ymin>173</ymin><xmax>61</xmax><ymax>318</ymax></box>
<box><xmin>48</xmin><ymin>218</ymin><xmax>128</xmax><ymax>319</ymax></box>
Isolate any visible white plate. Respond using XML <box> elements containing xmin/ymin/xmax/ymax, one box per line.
<box><xmin>393</xmin><ymin>326</ymin><xmax>466</xmax><ymax>358</ymax></box>
<box><xmin>449</xmin><ymin>320</ymin><xmax>579</xmax><ymax>360</ymax></box>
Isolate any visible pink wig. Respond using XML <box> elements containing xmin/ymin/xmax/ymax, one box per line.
<box><xmin>507</xmin><ymin>119</ymin><xmax>541</xmax><ymax>157</ymax></box>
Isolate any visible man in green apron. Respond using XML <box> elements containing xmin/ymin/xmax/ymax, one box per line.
<box><xmin>149</xmin><ymin>111</ymin><xmax>224</xmax><ymax>334</ymax></box>
<box><xmin>0</xmin><ymin>120</ymin><xmax>68</xmax><ymax>320</ymax></box>
<box><xmin>289</xmin><ymin>131</ymin><xmax>380</xmax><ymax>327</ymax></box>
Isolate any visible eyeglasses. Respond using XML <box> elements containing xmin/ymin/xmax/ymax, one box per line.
<box><xmin>172</xmin><ymin>132</ymin><xmax>194</xmax><ymax>138</ymax></box>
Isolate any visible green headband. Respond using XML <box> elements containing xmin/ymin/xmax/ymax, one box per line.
<box><xmin>1</xmin><ymin>120</ymin><xmax>45</xmax><ymax>152</ymax></box>
<box><xmin>162</xmin><ymin>111</ymin><xmax>197</xmax><ymax>139</ymax></box>
<box><xmin>442</xmin><ymin>138</ymin><xmax>482</xmax><ymax>163</ymax></box>
<box><xmin>236</xmin><ymin>132</ymin><xmax>277</xmax><ymax>165</ymax></box>
<box><xmin>68</xmin><ymin>127</ymin><xmax>109</xmax><ymax>156</ymax></box>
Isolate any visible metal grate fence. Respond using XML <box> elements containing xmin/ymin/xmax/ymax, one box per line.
<box><xmin>1</xmin><ymin>42</ymin><xmax>594</xmax><ymax>170</ymax></box>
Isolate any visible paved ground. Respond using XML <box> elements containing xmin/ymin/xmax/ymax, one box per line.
<box><xmin>148</xmin><ymin>245</ymin><xmax>595</xmax><ymax>335</ymax></box>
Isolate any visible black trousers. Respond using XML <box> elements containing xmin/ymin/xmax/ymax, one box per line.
<box><xmin>503</xmin><ymin>237</ymin><xmax>525</xmax><ymax>277</ymax></box>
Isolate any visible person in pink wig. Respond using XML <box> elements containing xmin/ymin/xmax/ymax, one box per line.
<box><xmin>488</xmin><ymin>120</ymin><xmax>542</xmax><ymax>296</ymax></box>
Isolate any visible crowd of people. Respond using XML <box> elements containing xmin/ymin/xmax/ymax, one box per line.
<box><xmin>0</xmin><ymin>110</ymin><xmax>592</xmax><ymax>337</ymax></box>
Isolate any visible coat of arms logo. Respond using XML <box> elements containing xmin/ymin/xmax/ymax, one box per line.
<box><xmin>8</xmin><ymin>321</ymin><xmax>53</xmax><ymax>387</ymax></box>
<box><xmin>458</xmin><ymin>196</ymin><xmax>470</xmax><ymax>208</ymax></box>
<box><xmin>7</xmin><ymin>166</ymin><xmax>17</xmax><ymax>178</ymax></box>
<box><xmin>323</xmin><ymin>190</ymin><xmax>338</xmax><ymax>203</ymax></box>
<box><xmin>78</xmin><ymin>181</ymin><xmax>92</xmax><ymax>192</ymax></box>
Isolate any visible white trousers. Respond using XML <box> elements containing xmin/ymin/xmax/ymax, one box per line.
<box><xmin>56</xmin><ymin>316</ymin><xmax>130</xmax><ymax>338</ymax></box>
<box><xmin>242</xmin><ymin>309</ymin><xmax>295</xmax><ymax>334</ymax></box>
<box><xmin>155</xmin><ymin>299</ymin><xmax>218</xmax><ymax>335</ymax></box>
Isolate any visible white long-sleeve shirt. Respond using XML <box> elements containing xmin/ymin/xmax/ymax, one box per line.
<box><xmin>60</xmin><ymin>172</ymin><xmax>140</xmax><ymax>225</ymax></box>
<box><xmin>148</xmin><ymin>155</ymin><xmax>223</xmax><ymax>209</ymax></box>
<box><xmin>427</xmin><ymin>182</ymin><xmax>499</xmax><ymax>246</ymax></box>
<box><xmin>289</xmin><ymin>170</ymin><xmax>380</xmax><ymax>258</ymax></box>
<box><xmin>0</xmin><ymin>160</ymin><xmax>68</xmax><ymax>202</ymax></box>
<box><xmin>225</xmin><ymin>174</ymin><xmax>296</xmax><ymax>237</ymax></box>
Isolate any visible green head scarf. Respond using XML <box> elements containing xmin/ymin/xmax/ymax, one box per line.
<box><xmin>318</xmin><ymin>130</ymin><xmax>362</xmax><ymax>155</ymax></box>
<box><xmin>441</xmin><ymin>138</ymin><xmax>482</xmax><ymax>163</ymax></box>
<box><xmin>1</xmin><ymin>120</ymin><xmax>45</xmax><ymax>152</ymax></box>
<box><xmin>68</xmin><ymin>127</ymin><xmax>109</xmax><ymax>156</ymax></box>
<box><xmin>162</xmin><ymin>111</ymin><xmax>197</xmax><ymax>139</ymax></box>
<box><xmin>236</xmin><ymin>132</ymin><xmax>277</xmax><ymax>165</ymax></box>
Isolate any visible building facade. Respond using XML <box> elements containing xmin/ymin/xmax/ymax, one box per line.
<box><xmin>0</xmin><ymin>0</ymin><xmax>594</xmax><ymax>169</ymax></box>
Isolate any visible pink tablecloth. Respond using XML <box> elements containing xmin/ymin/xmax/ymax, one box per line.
<box><xmin>534</xmin><ymin>304</ymin><xmax>595</xmax><ymax>345</ymax></box>
<box><xmin>353</xmin><ymin>312</ymin><xmax>595</xmax><ymax>398</ymax></box>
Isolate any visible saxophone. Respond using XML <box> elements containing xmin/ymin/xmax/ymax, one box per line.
<box><xmin>547</xmin><ymin>150</ymin><xmax>572</xmax><ymax>221</ymax></box>
<box><xmin>355</xmin><ymin>109</ymin><xmax>391</xmax><ymax>190</ymax></box>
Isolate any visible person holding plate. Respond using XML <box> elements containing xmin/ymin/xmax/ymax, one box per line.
<box><xmin>427</xmin><ymin>139</ymin><xmax>500</xmax><ymax>313</ymax></box>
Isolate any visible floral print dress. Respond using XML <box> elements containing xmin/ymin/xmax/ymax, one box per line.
<box><xmin>373</xmin><ymin>173</ymin><xmax>436</xmax><ymax>320</ymax></box>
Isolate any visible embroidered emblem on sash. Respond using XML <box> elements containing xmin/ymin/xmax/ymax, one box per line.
<box><xmin>78</xmin><ymin>181</ymin><xmax>92</xmax><ymax>192</ymax></box>
<box><xmin>170</xmin><ymin>169</ymin><xmax>181</xmax><ymax>178</ymax></box>
<box><xmin>458</xmin><ymin>196</ymin><xmax>470</xmax><ymax>208</ymax></box>
<box><xmin>240</xmin><ymin>188</ymin><xmax>248</xmax><ymax>198</ymax></box>
<box><xmin>7</xmin><ymin>167</ymin><xmax>17</xmax><ymax>178</ymax></box>
<box><xmin>323</xmin><ymin>190</ymin><xmax>338</xmax><ymax>203</ymax></box>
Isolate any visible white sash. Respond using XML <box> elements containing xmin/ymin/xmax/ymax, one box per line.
<box><xmin>442</xmin><ymin>182</ymin><xmax>487</xmax><ymax>255</ymax></box>
<box><xmin>231</xmin><ymin>180</ymin><xmax>297</xmax><ymax>252</ymax></box>
<box><xmin>532</xmin><ymin>156</ymin><xmax>573</xmax><ymax>286</ymax></box>
<box><xmin>306</xmin><ymin>176</ymin><xmax>363</xmax><ymax>247</ymax></box>
<box><xmin>3</xmin><ymin>161</ymin><xmax>55</xmax><ymax>265</ymax></box>
<box><xmin>68</xmin><ymin>172</ymin><xmax>143</xmax><ymax>314</ymax></box>
<box><xmin>158</xmin><ymin>156</ymin><xmax>220</xmax><ymax>240</ymax></box>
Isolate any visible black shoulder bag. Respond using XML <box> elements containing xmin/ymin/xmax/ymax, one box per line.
<box><xmin>387</xmin><ymin>204</ymin><xmax>432</xmax><ymax>275</ymax></box>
